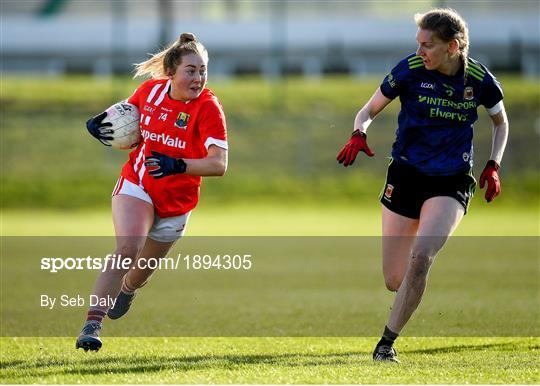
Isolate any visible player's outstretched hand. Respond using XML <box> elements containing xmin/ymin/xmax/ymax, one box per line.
<box><xmin>86</xmin><ymin>111</ymin><xmax>113</xmax><ymax>146</ymax></box>
<box><xmin>145</xmin><ymin>151</ymin><xmax>187</xmax><ymax>179</ymax></box>
<box><xmin>479</xmin><ymin>160</ymin><xmax>501</xmax><ymax>203</ymax></box>
<box><xmin>337</xmin><ymin>130</ymin><xmax>374</xmax><ymax>167</ymax></box>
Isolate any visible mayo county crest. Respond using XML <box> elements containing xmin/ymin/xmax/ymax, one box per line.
<box><xmin>464</xmin><ymin>86</ymin><xmax>474</xmax><ymax>100</ymax></box>
<box><xmin>384</xmin><ymin>184</ymin><xmax>394</xmax><ymax>200</ymax></box>
<box><xmin>175</xmin><ymin>112</ymin><xmax>190</xmax><ymax>129</ymax></box>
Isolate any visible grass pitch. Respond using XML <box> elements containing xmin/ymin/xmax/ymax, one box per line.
<box><xmin>1</xmin><ymin>206</ymin><xmax>538</xmax><ymax>383</ymax></box>
<box><xmin>2</xmin><ymin>203</ymin><xmax>538</xmax><ymax>236</ymax></box>
<box><xmin>1</xmin><ymin>337</ymin><xmax>538</xmax><ymax>384</ymax></box>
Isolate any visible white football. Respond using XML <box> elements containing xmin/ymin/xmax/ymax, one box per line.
<box><xmin>102</xmin><ymin>102</ymin><xmax>141</xmax><ymax>149</ymax></box>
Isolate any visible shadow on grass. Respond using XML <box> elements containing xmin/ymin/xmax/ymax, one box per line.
<box><xmin>2</xmin><ymin>350</ymin><xmax>365</xmax><ymax>376</ymax></box>
<box><xmin>406</xmin><ymin>341</ymin><xmax>537</xmax><ymax>355</ymax></box>
<box><xmin>2</xmin><ymin>341</ymin><xmax>532</xmax><ymax>376</ymax></box>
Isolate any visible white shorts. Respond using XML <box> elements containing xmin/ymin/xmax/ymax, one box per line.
<box><xmin>112</xmin><ymin>177</ymin><xmax>191</xmax><ymax>243</ymax></box>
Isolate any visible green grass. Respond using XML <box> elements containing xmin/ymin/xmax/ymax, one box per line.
<box><xmin>1</xmin><ymin>71</ymin><xmax>539</xmax><ymax>385</ymax></box>
<box><xmin>3</xmin><ymin>232</ymin><xmax>537</xmax><ymax>338</ymax></box>
<box><xmin>2</xmin><ymin>75</ymin><xmax>539</xmax><ymax>208</ymax></box>
<box><xmin>1</xmin><ymin>202</ymin><xmax>538</xmax><ymax>236</ymax></box>
<box><xmin>1</xmin><ymin>207</ymin><xmax>538</xmax><ymax>383</ymax></box>
<box><xmin>1</xmin><ymin>337</ymin><xmax>538</xmax><ymax>383</ymax></box>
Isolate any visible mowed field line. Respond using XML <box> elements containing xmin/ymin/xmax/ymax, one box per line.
<box><xmin>2</xmin><ymin>204</ymin><xmax>539</xmax><ymax>236</ymax></box>
<box><xmin>1</xmin><ymin>337</ymin><xmax>538</xmax><ymax>384</ymax></box>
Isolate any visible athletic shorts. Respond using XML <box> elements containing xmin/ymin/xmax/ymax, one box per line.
<box><xmin>380</xmin><ymin>160</ymin><xmax>476</xmax><ymax>219</ymax></box>
<box><xmin>112</xmin><ymin>177</ymin><xmax>191</xmax><ymax>243</ymax></box>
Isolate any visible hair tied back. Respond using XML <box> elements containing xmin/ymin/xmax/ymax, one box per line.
<box><xmin>179</xmin><ymin>33</ymin><xmax>197</xmax><ymax>44</ymax></box>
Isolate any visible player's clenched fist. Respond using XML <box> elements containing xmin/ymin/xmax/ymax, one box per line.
<box><xmin>337</xmin><ymin>130</ymin><xmax>374</xmax><ymax>167</ymax></box>
<box><xmin>479</xmin><ymin>160</ymin><xmax>501</xmax><ymax>203</ymax></box>
<box><xmin>145</xmin><ymin>151</ymin><xmax>187</xmax><ymax>179</ymax></box>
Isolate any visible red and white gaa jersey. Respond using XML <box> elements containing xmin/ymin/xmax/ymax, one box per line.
<box><xmin>119</xmin><ymin>79</ymin><xmax>228</xmax><ymax>217</ymax></box>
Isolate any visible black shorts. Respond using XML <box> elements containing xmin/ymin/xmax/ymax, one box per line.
<box><xmin>380</xmin><ymin>160</ymin><xmax>476</xmax><ymax>219</ymax></box>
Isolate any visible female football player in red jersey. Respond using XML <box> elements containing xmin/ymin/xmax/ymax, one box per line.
<box><xmin>337</xmin><ymin>9</ymin><xmax>508</xmax><ymax>362</ymax></box>
<box><xmin>77</xmin><ymin>33</ymin><xmax>228</xmax><ymax>351</ymax></box>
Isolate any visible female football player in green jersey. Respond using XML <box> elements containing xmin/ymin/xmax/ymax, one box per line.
<box><xmin>337</xmin><ymin>8</ymin><xmax>508</xmax><ymax>362</ymax></box>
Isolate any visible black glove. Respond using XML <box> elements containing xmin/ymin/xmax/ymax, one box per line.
<box><xmin>144</xmin><ymin>151</ymin><xmax>187</xmax><ymax>179</ymax></box>
<box><xmin>86</xmin><ymin>111</ymin><xmax>113</xmax><ymax>146</ymax></box>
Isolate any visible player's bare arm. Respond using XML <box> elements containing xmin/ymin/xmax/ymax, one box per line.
<box><xmin>353</xmin><ymin>87</ymin><xmax>393</xmax><ymax>134</ymax></box>
<box><xmin>337</xmin><ymin>88</ymin><xmax>391</xmax><ymax>166</ymax></box>
<box><xmin>487</xmin><ymin>103</ymin><xmax>509</xmax><ymax>165</ymax></box>
<box><xmin>478</xmin><ymin>103</ymin><xmax>508</xmax><ymax>202</ymax></box>
<box><xmin>184</xmin><ymin>145</ymin><xmax>228</xmax><ymax>176</ymax></box>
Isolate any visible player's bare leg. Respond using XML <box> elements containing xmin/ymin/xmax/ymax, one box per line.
<box><xmin>95</xmin><ymin>195</ymin><xmax>154</xmax><ymax>306</ymax></box>
<box><xmin>387</xmin><ymin>196</ymin><xmax>464</xmax><ymax>333</ymax></box>
<box><xmin>107</xmin><ymin>238</ymin><xmax>176</xmax><ymax>319</ymax></box>
<box><xmin>374</xmin><ymin>197</ymin><xmax>464</xmax><ymax>362</ymax></box>
<box><xmin>381</xmin><ymin>205</ymin><xmax>419</xmax><ymax>292</ymax></box>
<box><xmin>76</xmin><ymin>195</ymin><xmax>153</xmax><ymax>351</ymax></box>
<box><xmin>373</xmin><ymin>206</ymin><xmax>419</xmax><ymax>362</ymax></box>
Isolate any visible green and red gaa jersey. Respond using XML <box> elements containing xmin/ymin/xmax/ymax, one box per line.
<box><xmin>380</xmin><ymin>54</ymin><xmax>503</xmax><ymax>176</ymax></box>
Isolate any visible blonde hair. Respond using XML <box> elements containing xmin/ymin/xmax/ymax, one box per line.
<box><xmin>134</xmin><ymin>32</ymin><xmax>208</xmax><ymax>79</ymax></box>
<box><xmin>415</xmin><ymin>8</ymin><xmax>469</xmax><ymax>77</ymax></box>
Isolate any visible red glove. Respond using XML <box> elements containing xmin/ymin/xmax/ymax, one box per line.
<box><xmin>336</xmin><ymin>130</ymin><xmax>374</xmax><ymax>167</ymax></box>
<box><xmin>479</xmin><ymin>160</ymin><xmax>501</xmax><ymax>203</ymax></box>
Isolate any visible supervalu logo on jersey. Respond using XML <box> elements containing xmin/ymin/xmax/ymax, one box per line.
<box><xmin>174</xmin><ymin>112</ymin><xmax>190</xmax><ymax>130</ymax></box>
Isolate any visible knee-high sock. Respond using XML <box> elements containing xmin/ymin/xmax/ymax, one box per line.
<box><xmin>87</xmin><ymin>266</ymin><xmax>129</xmax><ymax>319</ymax></box>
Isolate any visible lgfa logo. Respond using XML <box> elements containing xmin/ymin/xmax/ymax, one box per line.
<box><xmin>420</xmin><ymin>82</ymin><xmax>434</xmax><ymax>90</ymax></box>
<box><xmin>175</xmin><ymin>112</ymin><xmax>190</xmax><ymax>130</ymax></box>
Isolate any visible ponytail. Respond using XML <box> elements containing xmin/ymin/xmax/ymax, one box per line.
<box><xmin>133</xmin><ymin>32</ymin><xmax>208</xmax><ymax>79</ymax></box>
